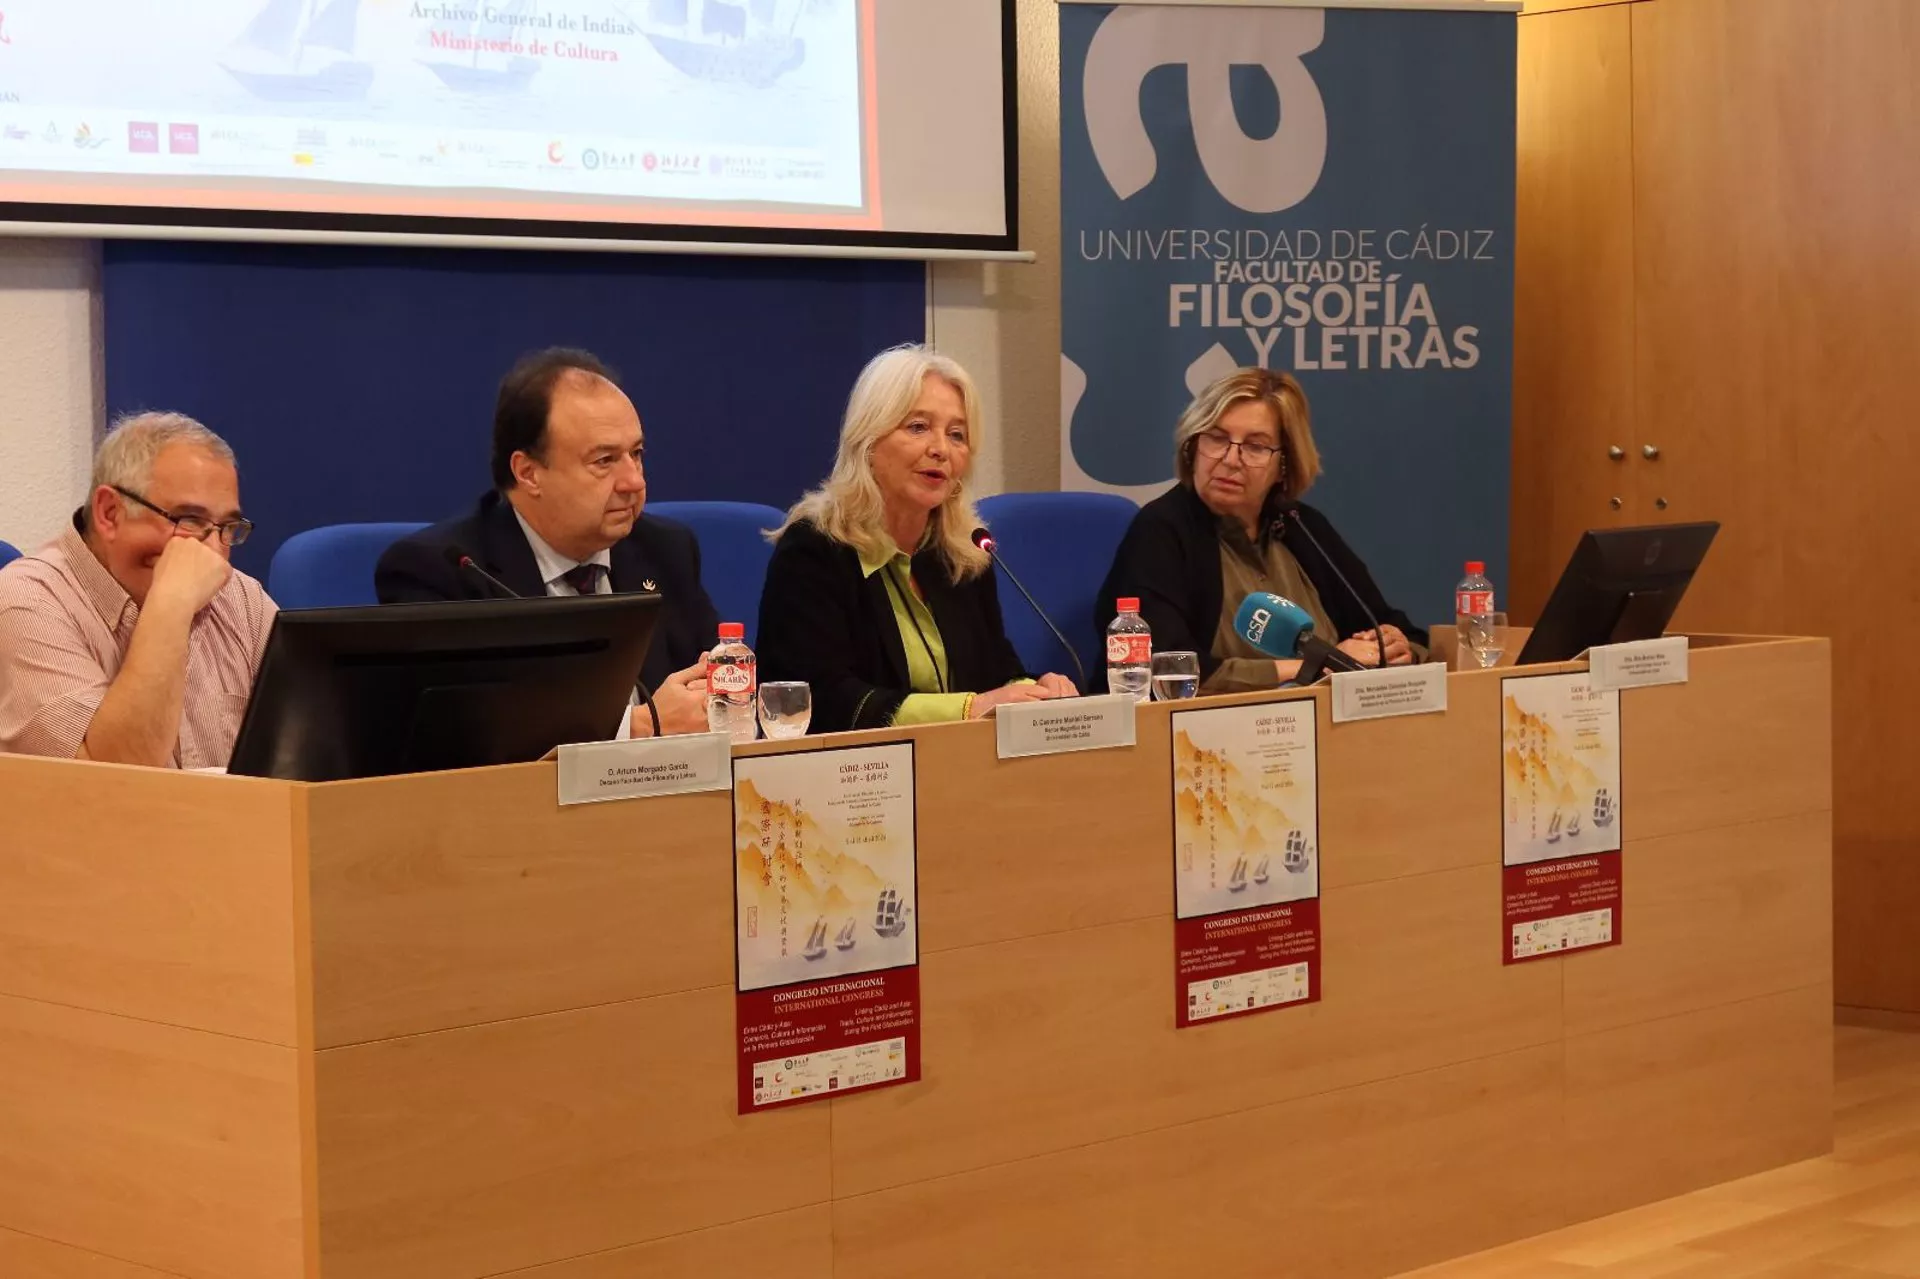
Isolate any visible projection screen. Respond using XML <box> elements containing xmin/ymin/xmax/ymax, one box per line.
<box><xmin>0</xmin><ymin>0</ymin><xmax>1016</xmax><ymax>255</ymax></box>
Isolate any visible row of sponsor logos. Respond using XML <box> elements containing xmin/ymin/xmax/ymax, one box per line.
<box><xmin>0</xmin><ymin>118</ymin><xmax>831</xmax><ymax>184</ymax></box>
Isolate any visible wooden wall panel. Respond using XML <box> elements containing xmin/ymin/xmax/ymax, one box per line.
<box><xmin>1565</xmin><ymin>810</ymin><xmax>1832</xmax><ymax>1036</ymax></box>
<box><xmin>0</xmin><ymin>1226</ymin><xmax>183</xmax><ymax>1279</ymax></box>
<box><xmin>1564</xmin><ymin>984</ymin><xmax>1835</xmax><ymax>1221</ymax></box>
<box><xmin>1623</xmin><ymin>636</ymin><xmax>1831</xmax><ymax>842</ymax></box>
<box><xmin>1628</xmin><ymin>0</ymin><xmax>1920</xmax><ymax>1012</ymax></box>
<box><xmin>304</xmin><ymin>763</ymin><xmax>733</xmax><ymax>1047</ymax></box>
<box><xmin>1511</xmin><ymin>1</ymin><xmax>1638</xmax><ymax>619</ymax></box>
<box><xmin>313</xmin><ymin>987</ymin><xmax>830</xmax><ymax>1279</ymax></box>
<box><xmin>0</xmin><ymin>756</ymin><xmax>298</xmax><ymax>1045</ymax></box>
<box><xmin>832</xmin><ymin>1046</ymin><xmax>1568</xmax><ymax>1279</ymax></box>
<box><xmin>0</xmin><ymin>995</ymin><xmax>304</xmax><ymax>1279</ymax></box>
<box><xmin>831</xmin><ymin>867</ymin><xmax>1561</xmax><ymax>1197</ymax></box>
<box><xmin>499</xmin><ymin>1207</ymin><xmax>833</xmax><ymax>1279</ymax></box>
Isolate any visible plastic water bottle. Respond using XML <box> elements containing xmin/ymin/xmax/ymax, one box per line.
<box><xmin>1455</xmin><ymin>560</ymin><xmax>1496</xmax><ymax>624</ymax></box>
<box><xmin>1106</xmin><ymin>597</ymin><xmax>1152</xmax><ymax>702</ymax></box>
<box><xmin>706</xmin><ymin>622</ymin><xmax>758</xmax><ymax>742</ymax></box>
<box><xmin>1455</xmin><ymin>561</ymin><xmax>1501</xmax><ymax>669</ymax></box>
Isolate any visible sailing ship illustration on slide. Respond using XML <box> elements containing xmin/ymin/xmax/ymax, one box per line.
<box><xmin>1283</xmin><ymin>828</ymin><xmax>1311</xmax><ymax>874</ymax></box>
<box><xmin>1566</xmin><ymin>810</ymin><xmax>1583</xmax><ymax>839</ymax></box>
<box><xmin>801</xmin><ymin>916</ymin><xmax>828</xmax><ymax>961</ymax></box>
<box><xmin>424</xmin><ymin>0</ymin><xmax>542</xmax><ymax>94</ymax></box>
<box><xmin>1252</xmin><ymin>856</ymin><xmax>1271</xmax><ymax>885</ymax></box>
<box><xmin>874</xmin><ymin>887</ymin><xmax>909</xmax><ymax>939</ymax></box>
<box><xmin>641</xmin><ymin>0</ymin><xmax>808</xmax><ymax>88</ymax></box>
<box><xmin>833</xmin><ymin>918</ymin><xmax>857</xmax><ymax>952</ymax></box>
<box><xmin>1226</xmin><ymin>856</ymin><xmax>1249</xmax><ymax>893</ymax></box>
<box><xmin>1593</xmin><ymin>788</ymin><xmax>1617</xmax><ymax>828</ymax></box>
<box><xmin>1546</xmin><ymin>809</ymin><xmax>1565</xmax><ymax>844</ymax></box>
<box><xmin>222</xmin><ymin>0</ymin><xmax>375</xmax><ymax>102</ymax></box>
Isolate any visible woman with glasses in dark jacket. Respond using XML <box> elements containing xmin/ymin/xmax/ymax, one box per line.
<box><xmin>1098</xmin><ymin>367</ymin><xmax>1425</xmax><ymax>691</ymax></box>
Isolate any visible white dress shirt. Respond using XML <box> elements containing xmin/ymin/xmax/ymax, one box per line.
<box><xmin>512</xmin><ymin>509</ymin><xmax>636</xmax><ymax>739</ymax></box>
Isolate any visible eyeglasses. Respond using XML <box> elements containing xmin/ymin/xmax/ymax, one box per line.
<box><xmin>113</xmin><ymin>486</ymin><xmax>254</xmax><ymax>547</ymax></box>
<box><xmin>1193</xmin><ymin>431</ymin><xmax>1282</xmax><ymax>467</ymax></box>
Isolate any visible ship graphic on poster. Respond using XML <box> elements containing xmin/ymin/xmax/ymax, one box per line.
<box><xmin>1502</xmin><ymin>675</ymin><xmax>1622</xmax><ymax>865</ymax></box>
<box><xmin>734</xmin><ymin>756</ymin><xmax>916</xmax><ymax>991</ymax></box>
<box><xmin>221</xmin><ymin>0</ymin><xmax>376</xmax><ymax>102</ymax></box>
<box><xmin>640</xmin><ymin>0</ymin><xmax>812</xmax><ymax>88</ymax></box>
<box><xmin>1172</xmin><ymin>701</ymin><xmax>1318</xmax><ymax>919</ymax></box>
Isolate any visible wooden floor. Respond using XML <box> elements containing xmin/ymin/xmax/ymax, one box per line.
<box><xmin>1395</xmin><ymin>1027</ymin><xmax>1920</xmax><ymax>1278</ymax></box>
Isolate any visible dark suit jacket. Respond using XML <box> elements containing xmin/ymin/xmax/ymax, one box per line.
<box><xmin>755</xmin><ymin>520</ymin><xmax>1028</xmax><ymax>733</ymax></box>
<box><xmin>1098</xmin><ymin>484</ymin><xmax>1425</xmax><ymax>681</ymax></box>
<box><xmin>374</xmin><ymin>491</ymin><xmax>720</xmax><ymax>692</ymax></box>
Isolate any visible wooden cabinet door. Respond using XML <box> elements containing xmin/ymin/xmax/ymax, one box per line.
<box><xmin>1511</xmin><ymin>3</ymin><xmax>1640</xmax><ymax>621</ymax></box>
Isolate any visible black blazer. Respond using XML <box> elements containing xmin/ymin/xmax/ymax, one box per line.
<box><xmin>755</xmin><ymin>520</ymin><xmax>1028</xmax><ymax>733</ymax></box>
<box><xmin>374</xmin><ymin>490</ymin><xmax>720</xmax><ymax>692</ymax></box>
<box><xmin>1098</xmin><ymin>484</ymin><xmax>1425</xmax><ymax>681</ymax></box>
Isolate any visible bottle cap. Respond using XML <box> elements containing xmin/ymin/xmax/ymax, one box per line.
<box><xmin>718</xmin><ymin>622</ymin><xmax>745</xmax><ymax>640</ymax></box>
<box><xmin>1465</xmin><ymin>561</ymin><xmax>1485</xmax><ymax>575</ymax></box>
<box><xmin>1116</xmin><ymin>597</ymin><xmax>1140</xmax><ymax>613</ymax></box>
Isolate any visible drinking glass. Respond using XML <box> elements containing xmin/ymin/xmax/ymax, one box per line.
<box><xmin>1458</xmin><ymin>613</ymin><xmax>1510</xmax><ymax>669</ymax></box>
<box><xmin>1150</xmin><ymin>650</ymin><xmax>1201</xmax><ymax>701</ymax></box>
<box><xmin>757</xmin><ymin>681</ymin><xmax>812</xmax><ymax>739</ymax></box>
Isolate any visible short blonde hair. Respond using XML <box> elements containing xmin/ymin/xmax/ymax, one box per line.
<box><xmin>1172</xmin><ymin>368</ymin><xmax>1322</xmax><ymax>503</ymax></box>
<box><xmin>773</xmin><ymin>344</ymin><xmax>990</xmax><ymax>582</ymax></box>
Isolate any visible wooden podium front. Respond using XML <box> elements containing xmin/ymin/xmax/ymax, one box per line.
<box><xmin>0</xmin><ymin>636</ymin><xmax>1833</xmax><ymax>1279</ymax></box>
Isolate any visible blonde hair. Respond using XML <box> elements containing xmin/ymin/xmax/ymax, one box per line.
<box><xmin>773</xmin><ymin>344</ymin><xmax>990</xmax><ymax>582</ymax></box>
<box><xmin>1172</xmin><ymin>367</ymin><xmax>1322</xmax><ymax>503</ymax></box>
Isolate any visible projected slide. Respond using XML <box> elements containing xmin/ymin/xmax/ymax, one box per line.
<box><xmin>0</xmin><ymin>0</ymin><xmax>872</xmax><ymax>220</ymax></box>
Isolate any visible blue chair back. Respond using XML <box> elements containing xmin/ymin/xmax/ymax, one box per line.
<box><xmin>0</xmin><ymin>538</ymin><xmax>20</xmax><ymax>570</ymax></box>
<box><xmin>976</xmin><ymin>491</ymin><xmax>1141</xmax><ymax>688</ymax></box>
<box><xmin>646</xmin><ymin>501</ymin><xmax>785</xmax><ymax>646</ymax></box>
<box><xmin>268</xmin><ymin>522</ymin><xmax>428</xmax><ymax>609</ymax></box>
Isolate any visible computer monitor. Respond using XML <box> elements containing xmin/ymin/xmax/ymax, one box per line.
<box><xmin>228</xmin><ymin>594</ymin><xmax>661</xmax><ymax>782</ymax></box>
<box><xmin>1516</xmin><ymin>522</ymin><xmax>1719</xmax><ymax>665</ymax></box>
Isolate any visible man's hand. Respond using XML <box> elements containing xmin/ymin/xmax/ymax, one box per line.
<box><xmin>632</xmin><ymin>659</ymin><xmax>712</xmax><ymax>736</ymax></box>
<box><xmin>145</xmin><ymin>536</ymin><xmax>231</xmax><ymax>618</ymax></box>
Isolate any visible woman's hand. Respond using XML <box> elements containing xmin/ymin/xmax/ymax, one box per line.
<box><xmin>968</xmin><ymin>684</ymin><xmax>1054</xmax><ymax>718</ymax></box>
<box><xmin>1337</xmin><ymin>625</ymin><xmax>1414</xmax><ymax>667</ymax></box>
<box><xmin>1033</xmin><ymin>672</ymin><xmax>1079</xmax><ymax>698</ymax></box>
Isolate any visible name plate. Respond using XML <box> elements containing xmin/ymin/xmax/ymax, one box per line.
<box><xmin>1331</xmin><ymin>662</ymin><xmax>1449</xmax><ymax>724</ymax></box>
<box><xmin>556</xmin><ymin>732</ymin><xmax>734</xmax><ymax>806</ymax></box>
<box><xmin>995</xmin><ymin>693</ymin><xmax>1138</xmax><ymax>760</ymax></box>
<box><xmin>1588</xmin><ymin>636</ymin><xmax>1689</xmax><ymax>691</ymax></box>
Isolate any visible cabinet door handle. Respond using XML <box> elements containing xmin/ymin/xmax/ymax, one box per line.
<box><xmin>1609</xmin><ymin>496</ymin><xmax>1623</xmax><ymax>510</ymax></box>
<box><xmin>1642</xmin><ymin>444</ymin><xmax>1661</xmax><ymax>460</ymax></box>
<box><xmin>1608</xmin><ymin>445</ymin><xmax>1625</xmax><ymax>461</ymax></box>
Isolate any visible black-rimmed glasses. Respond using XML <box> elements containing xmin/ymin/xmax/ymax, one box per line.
<box><xmin>1193</xmin><ymin>430</ymin><xmax>1281</xmax><ymax>467</ymax></box>
<box><xmin>113</xmin><ymin>486</ymin><xmax>254</xmax><ymax>547</ymax></box>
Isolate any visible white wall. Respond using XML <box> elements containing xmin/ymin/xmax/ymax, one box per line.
<box><xmin>929</xmin><ymin>0</ymin><xmax>1062</xmax><ymax>498</ymax></box>
<box><xmin>0</xmin><ymin>0</ymin><xmax>1063</xmax><ymax>552</ymax></box>
<box><xmin>0</xmin><ymin>238</ymin><xmax>102</xmax><ymax>553</ymax></box>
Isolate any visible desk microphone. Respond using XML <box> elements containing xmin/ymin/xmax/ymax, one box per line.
<box><xmin>441</xmin><ymin>545</ymin><xmax>662</xmax><ymax>737</ymax></box>
<box><xmin>1231</xmin><ymin>591</ymin><xmax>1366</xmax><ymax>684</ymax></box>
<box><xmin>446</xmin><ymin>547</ymin><xmax>521</xmax><ymax>601</ymax></box>
<box><xmin>970</xmin><ymin>526</ymin><xmax>1088</xmax><ymax>695</ymax></box>
<box><xmin>1275</xmin><ymin>503</ymin><xmax>1387</xmax><ymax>667</ymax></box>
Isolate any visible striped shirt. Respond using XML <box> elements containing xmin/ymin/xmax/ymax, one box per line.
<box><xmin>0</xmin><ymin>520</ymin><xmax>276</xmax><ymax>769</ymax></box>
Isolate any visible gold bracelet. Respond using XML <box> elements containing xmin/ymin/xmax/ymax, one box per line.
<box><xmin>962</xmin><ymin>693</ymin><xmax>977</xmax><ymax>720</ymax></box>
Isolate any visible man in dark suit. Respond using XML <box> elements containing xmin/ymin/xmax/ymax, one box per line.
<box><xmin>376</xmin><ymin>348</ymin><xmax>718</xmax><ymax>735</ymax></box>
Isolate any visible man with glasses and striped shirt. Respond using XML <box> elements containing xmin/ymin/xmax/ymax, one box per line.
<box><xmin>0</xmin><ymin>412</ymin><xmax>275</xmax><ymax>769</ymax></box>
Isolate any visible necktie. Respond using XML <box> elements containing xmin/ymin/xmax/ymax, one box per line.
<box><xmin>560</xmin><ymin>563</ymin><xmax>607</xmax><ymax>596</ymax></box>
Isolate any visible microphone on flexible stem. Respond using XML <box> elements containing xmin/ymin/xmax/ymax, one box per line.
<box><xmin>969</xmin><ymin>526</ymin><xmax>1088</xmax><ymax>696</ymax></box>
<box><xmin>441</xmin><ymin>546</ymin><xmax>662</xmax><ymax>738</ymax></box>
<box><xmin>1275</xmin><ymin>503</ymin><xmax>1388</xmax><ymax>668</ymax></box>
<box><xmin>1231</xmin><ymin>592</ymin><xmax>1366</xmax><ymax>686</ymax></box>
